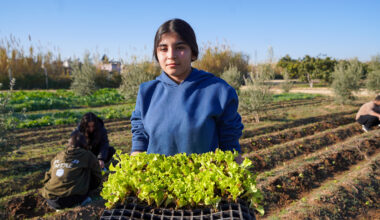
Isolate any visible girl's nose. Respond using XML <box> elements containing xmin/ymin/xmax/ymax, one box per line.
<box><xmin>167</xmin><ymin>47</ymin><xmax>176</xmax><ymax>59</ymax></box>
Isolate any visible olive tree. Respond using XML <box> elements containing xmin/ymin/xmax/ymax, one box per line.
<box><xmin>239</xmin><ymin>66</ymin><xmax>273</xmax><ymax>123</ymax></box>
<box><xmin>70</xmin><ymin>53</ymin><xmax>97</xmax><ymax>96</ymax></box>
<box><xmin>331</xmin><ymin>59</ymin><xmax>363</xmax><ymax>104</ymax></box>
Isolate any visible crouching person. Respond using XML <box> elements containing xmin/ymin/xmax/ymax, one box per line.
<box><xmin>40</xmin><ymin>130</ymin><xmax>102</xmax><ymax>210</ymax></box>
<box><xmin>356</xmin><ymin>95</ymin><xmax>380</xmax><ymax>132</ymax></box>
<box><xmin>73</xmin><ymin>112</ymin><xmax>116</xmax><ymax>170</ymax></box>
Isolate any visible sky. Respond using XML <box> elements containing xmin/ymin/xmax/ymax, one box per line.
<box><xmin>0</xmin><ymin>0</ymin><xmax>379</xmax><ymax>63</ymax></box>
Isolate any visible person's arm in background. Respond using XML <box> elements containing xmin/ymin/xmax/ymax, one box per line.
<box><xmin>131</xmin><ymin>86</ymin><xmax>149</xmax><ymax>155</ymax></box>
<box><xmin>97</xmin><ymin>127</ymin><xmax>110</xmax><ymax>168</ymax></box>
<box><xmin>217</xmin><ymin>87</ymin><xmax>244</xmax><ymax>163</ymax></box>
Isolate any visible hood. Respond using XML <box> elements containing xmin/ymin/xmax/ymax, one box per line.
<box><xmin>63</xmin><ymin>146</ymin><xmax>88</xmax><ymax>161</ymax></box>
<box><xmin>155</xmin><ymin>68</ymin><xmax>215</xmax><ymax>87</ymax></box>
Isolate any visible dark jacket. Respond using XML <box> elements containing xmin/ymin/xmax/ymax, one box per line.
<box><xmin>73</xmin><ymin>118</ymin><xmax>110</xmax><ymax>161</ymax></box>
<box><xmin>40</xmin><ymin>146</ymin><xmax>102</xmax><ymax>199</ymax></box>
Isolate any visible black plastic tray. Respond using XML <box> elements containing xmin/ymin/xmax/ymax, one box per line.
<box><xmin>100</xmin><ymin>197</ymin><xmax>256</xmax><ymax>220</ymax></box>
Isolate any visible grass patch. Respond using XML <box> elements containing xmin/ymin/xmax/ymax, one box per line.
<box><xmin>272</xmin><ymin>93</ymin><xmax>322</xmax><ymax>102</ymax></box>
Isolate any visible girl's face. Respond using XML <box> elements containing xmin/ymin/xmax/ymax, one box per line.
<box><xmin>87</xmin><ymin>121</ymin><xmax>95</xmax><ymax>134</ymax></box>
<box><xmin>156</xmin><ymin>32</ymin><xmax>195</xmax><ymax>84</ymax></box>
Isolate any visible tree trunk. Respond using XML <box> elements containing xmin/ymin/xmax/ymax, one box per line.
<box><xmin>254</xmin><ymin>112</ymin><xmax>260</xmax><ymax>123</ymax></box>
<box><xmin>307</xmin><ymin>73</ymin><xmax>313</xmax><ymax>88</ymax></box>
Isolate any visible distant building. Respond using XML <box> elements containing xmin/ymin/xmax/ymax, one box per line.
<box><xmin>63</xmin><ymin>59</ymin><xmax>72</xmax><ymax>75</ymax></box>
<box><xmin>96</xmin><ymin>54</ymin><xmax>122</xmax><ymax>74</ymax></box>
<box><xmin>98</xmin><ymin>61</ymin><xmax>122</xmax><ymax>73</ymax></box>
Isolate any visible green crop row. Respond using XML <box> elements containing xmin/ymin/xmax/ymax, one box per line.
<box><xmin>6</xmin><ymin>104</ymin><xmax>135</xmax><ymax>129</ymax></box>
<box><xmin>1</xmin><ymin>88</ymin><xmax>127</xmax><ymax>112</ymax></box>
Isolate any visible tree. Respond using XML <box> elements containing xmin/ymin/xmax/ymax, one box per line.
<box><xmin>220</xmin><ymin>65</ymin><xmax>244</xmax><ymax>91</ymax></box>
<box><xmin>70</xmin><ymin>53</ymin><xmax>97</xmax><ymax>96</ymax></box>
<box><xmin>277</xmin><ymin>55</ymin><xmax>300</xmax><ymax>79</ymax></box>
<box><xmin>239</xmin><ymin>66</ymin><xmax>273</xmax><ymax>123</ymax></box>
<box><xmin>119</xmin><ymin>62</ymin><xmax>157</xmax><ymax>102</ymax></box>
<box><xmin>277</xmin><ymin>55</ymin><xmax>337</xmax><ymax>86</ymax></box>
<box><xmin>331</xmin><ymin>59</ymin><xmax>363</xmax><ymax>104</ymax></box>
<box><xmin>298</xmin><ymin>55</ymin><xmax>317</xmax><ymax>88</ymax></box>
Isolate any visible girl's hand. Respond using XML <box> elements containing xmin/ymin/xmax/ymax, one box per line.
<box><xmin>131</xmin><ymin>151</ymin><xmax>143</xmax><ymax>156</ymax></box>
<box><xmin>99</xmin><ymin>160</ymin><xmax>105</xmax><ymax>169</ymax></box>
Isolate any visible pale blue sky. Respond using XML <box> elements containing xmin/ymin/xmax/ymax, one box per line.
<box><xmin>0</xmin><ymin>0</ymin><xmax>379</xmax><ymax>63</ymax></box>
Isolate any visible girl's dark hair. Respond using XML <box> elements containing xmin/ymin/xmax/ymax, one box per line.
<box><xmin>70</xmin><ymin>130</ymin><xmax>87</xmax><ymax>149</ymax></box>
<box><xmin>153</xmin><ymin>18</ymin><xmax>198</xmax><ymax>62</ymax></box>
<box><xmin>79</xmin><ymin>112</ymin><xmax>102</xmax><ymax>137</ymax></box>
<box><xmin>375</xmin><ymin>95</ymin><xmax>380</xmax><ymax>101</ymax></box>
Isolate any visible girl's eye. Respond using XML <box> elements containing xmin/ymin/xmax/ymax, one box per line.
<box><xmin>177</xmin><ymin>46</ymin><xmax>185</xmax><ymax>50</ymax></box>
<box><xmin>159</xmin><ymin>47</ymin><xmax>167</xmax><ymax>52</ymax></box>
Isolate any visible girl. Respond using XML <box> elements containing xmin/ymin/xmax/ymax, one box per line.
<box><xmin>131</xmin><ymin>19</ymin><xmax>244</xmax><ymax>157</ymax></box>
<box><xmin>73</xmin><ymin>112</ymin><xmax>115</xmax><ymax>168</ymax></box>
<box><xmin>40</xmin><ymin>131</ymin><xmax>102</xmax><ymax>209</ymax></box>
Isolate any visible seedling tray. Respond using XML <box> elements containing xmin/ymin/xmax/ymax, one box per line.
<box><xmin>100</xmin><ymin>197</ymin><xmax>256</xmax><ymax>220</ymax></box>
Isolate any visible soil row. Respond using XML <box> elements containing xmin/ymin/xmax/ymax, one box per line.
<box><xmin>0</xmin><ymin>170</ymin><xmax>45</xmax><ymax>198</ymax></box>
<box><xmin>244</xmin><ymin>122</ymin><xmax>363</xmax><ymax>172</ymax></box>
<box><xmin>240</xmin><ymin>114</ymin><xmax>355</xmax><ymax>151</ymax></box>
<box><xmin>257</xmin><ymin>131</ymin><xmax>380</xmax><ymax>215</ymax></box>
<box><xmin>267</xmin><ymin>151</ymin><xmax>380</xmax><ymax>220</ymax></box>
<box><xmin>10</xmin><ymin>109</ymin><xmax>356</xmax><ymax>154</ymax></box>
<box><xmin>11</xmin><ymin>122</ymin><xmax>132</xmax><ymax>148</ymax></box>
<box><xmin>241</xmin><ymin>109</ymin><xmax>357</xmax><ymax>138</ymax></box>
<box><xmin>0</xmin><ymin>159</ymin><xmax>50</xmax><ymax>180</ymax></box>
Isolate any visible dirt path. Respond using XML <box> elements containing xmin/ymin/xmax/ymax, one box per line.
<box><xmin>270</xmin><ymin>87</ymin><xmax>376</xmax><ymax>97</ymax></box>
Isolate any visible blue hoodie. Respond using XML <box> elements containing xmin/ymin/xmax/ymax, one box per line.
<box><xmin>130</xmin><ymin>68</ymin><xmax>244</xmax><ymax>156</ymax></box>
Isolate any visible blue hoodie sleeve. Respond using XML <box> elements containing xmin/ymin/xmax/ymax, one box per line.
<box><xmin>131</xmin><ymin>87</ymin><xmax>149</xmax><ymax>152</ymax></box>
<box><xmin>217</xmin><ymin>87</ymin><xmax>244</xmax><ymax>153</ymax></box>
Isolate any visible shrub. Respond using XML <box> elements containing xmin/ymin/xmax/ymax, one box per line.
<box><xmin>366</xmin><ymin>55</ymin><xmax>380</xmax><ymax>94</ymax></box>
<box><xmin>118</xmin><ymin>62</ymin><xmax>157</xmax><ymax>101</ymax></box>
<box><xmin>0</xmin><ymin>35</ymin><xmax>70</xmax><ymax>89</ymax></box>
<box><xmin>70</xmin><ymin>53</ymin><xmax>97</xmax><ymax>96</ymax></box>
<box><xmin>94</xmin><ymin>69</ymin><xmax>122</xmax><ymax>88</ymax></box>
<box><xmin>220</xmin><ymin>65</ymin><xmax>244</xmax><ymax>91</ymax></box>
<box><xmin>331</xmin><ymin>59</ymin><xmax>363</xmax><ymax>104</ymax></box>
<box><xmin>239</xmin><ymin>67</ymin><xmax>273</xmax><ymax>122</ymax></box>
<box><xmin>281</xmin><ymin>70</ymin><xmax>294</xmax><ymax>93</ymax></box>
<box><xmin>366</xmin><ymin>70</ymin><xmax>380</xmax><ymax>94</ymax></box>
<box><xmin>193</xmin><ymin>43</ymin><xmax>249</xmax><ymax>77</ymax></box>
<box><xmin>0</xmin><ymin>78</ymin><xmax>15</xmax><ymax>147</ymax></box>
